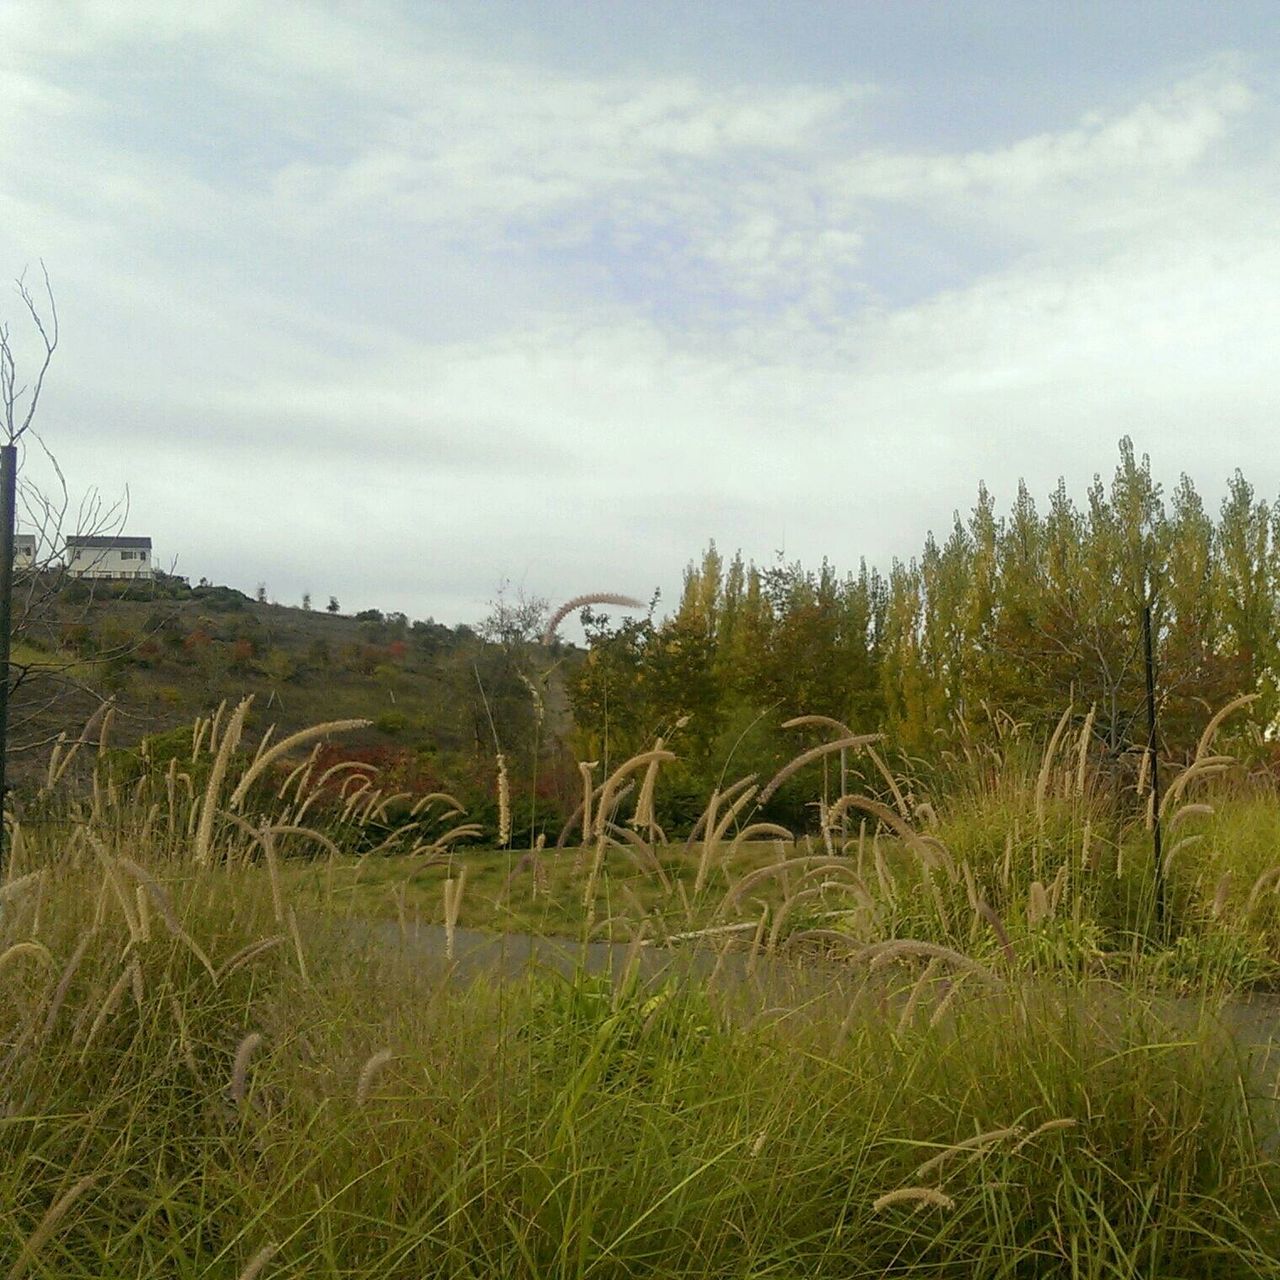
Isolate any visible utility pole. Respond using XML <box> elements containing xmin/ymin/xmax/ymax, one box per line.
<box><xmin>0</xmin><ymin>443</ymin><xmax>14</xmax><ymax>877</ymax></box>
<box><xmin>0</xmin><ymin>266</ymin><xmax>58</xmax><ymax>880</ymax></box>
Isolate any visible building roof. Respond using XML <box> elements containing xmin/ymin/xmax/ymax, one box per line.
<box><xmin>65</xmin><ymin>535</ymin><xmax>152</xmax><ymax>549</ymax></box>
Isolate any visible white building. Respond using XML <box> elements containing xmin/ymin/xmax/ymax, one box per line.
<box><xmin>65</xmin><ymin>535</ymin><xmax>154</xmax><ymax>580</ymax></box>
<box><xmin>13</xmin><ymin>534</ymin><xmax>35</xmax><ymax>569</ymax></box>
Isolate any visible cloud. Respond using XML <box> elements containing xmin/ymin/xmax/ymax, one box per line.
<box><xmin>0</xmin><ymin>5</ymin><xmax>1274</xmax><ymax>625</ymax></box>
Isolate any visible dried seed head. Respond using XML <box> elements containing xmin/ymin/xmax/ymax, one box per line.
<box><xmin>496</xmin><ymin>753</ymin><xmax>511</xmax><ymax>847</ymax></box>
<box><xmin>356</xmin><ymin>1049</ymin><xmax>395</xmax><ymax>1107</ymax></box>
<box><xmin>234</xmin><ymin>1243</ymin><xmax>279</xmax><ymax>1280</ymax></box>
<box><xmin>230</xmin><ymin>1032</ymin><xmax>263</xmax><ymax>1108</ymax></box>
<box><xmin>872</xmin><ymin>1186</ymin><xmax>955</xmax><ymax>1212</ymax></box>
<box><xmin>6</xmin><ymin>1173</ymin><xmax>97</xmax><ymax>1280</ymax></box>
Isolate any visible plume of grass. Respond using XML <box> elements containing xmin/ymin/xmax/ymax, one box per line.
<box><xmin>540</xmin><ymin>593</ymin><xmax>644</xmax><ymax>646</ymax></box>
<box><xmin>0</xmin><ymin>941</ymin><xmax>55</xmax><ymax>975</ymax></box>
<box><xmin>1027</xmin><ymin>880</ymin><xmax>1050</xmax><ymax>926</ymax></box>
<box><xmin>194</xmin><ymin>696</ymin><xmax>252</xmax><ymax>865</ymax></box>
<box><xmin>216</xmin><ymin>936</ymin><xmax>285</xmax><ymax>984</ymax></box>
<box><xmin>235</xmin><ymin>1244</ymin><xmax>279</xmax><ymax>1280</ymax></box>
<box><xmin>116</xmin><ymin>858</ymin><xmax>216</xmax><ymax>980</ymax></box>
<box><xmin>79</xmin><ymin>963</ymin><xmax>133</xmax><ymax>1057</ymax></box>
<box><xmin>828</xmin><ymin>793</ymin><xmax>952</xmax><ymax>875</ymax></box>
<box><xmin>718</xmin><ymin>856</ymin><xmax>852</xmax><ymax>916</ymax></box>
<box><xmin>594</xmin><ymin>750</ymin><xmax>676</xmax><ymax>840</ymax></box>
<box><xmin>228</xmin><ymin>718</ymin><xmax>371</xmax><ymax>811</ymax></box>
<box><xmin>191</xmin><ymin>714</ymin><xmax>209</xmax><ymax>761</ymax></box>
<box><xmin>276</xmin><ymin>743</ymin><xmax>322</xmax><ymax>803</ymax></box>
<box><xmin>443</xmin><ymin>868</ymin><xmax>467</xmax><ymax>961</ymax></box>
<box><xmin>356</xmin><ymin>1049</ymin><xmax>395</xmax><ymax>1107</ymax></box>
<box><xmin>229</xmin><ymin>819</ymin><xmax>344</xmax><ymax>865</ymax></box>
<box><xmin>230</xmin><ymin>1031</ymin><xmax>263</xmax><ymax>1109</ymax></box>
<box><xmin>1245</xmin><ymin>867</ymin><xmax>1280</xmax><ymax>916</ymax></box>
<box><xmin>695</xmin><ymin>784</ymin><xmax>761</xmax><ymax>893</ymax></box>
<box><xmin>1195</xmin><ymin>692</ymin><xmax>1259</xmax><ymax>760</ymax></box>
<box><xmin>0</xmin><ymin>869</ymin><xmax>42</xmax><ymax>903</ymax></box>
<box><xmin>781</xmin><ymin>714</ymin><xmax>854</xmax><ymax>736</ymax></box>
<box><xmin>913</xmin><ymin>1125</ymin><xmax>1023</xmax><ymax>1179</ymax></box>
<box><xmin>5</xmin><ymin>1174</ymin><xmax>98</xmax><ymax>1280</ymax></box>
<box><xmin>631</xmin><ymin>737</ymin><xmax>663</xmax><ymax>838</ymax></box>
<box><xmin>864</xmin><ymin>743</ymin><xmax>910</xmax><ymax>819</ymax></box>
<box><xmin>1034</xmin><ymin>705</ymin><xmax>1074</xmax><ymax>824</ymax></box>
<box><xmin>1011</xmin><ymin>1117</ymin><xmax>1078</xmax><ymax>1153</ymax></box>
<box><xmin>495</xmin><ymin>753</ymin><xmax>511</xmax><ymax>847</ymax></box>
<box><xmin>1211</xmin><ymin>873</ymin><xmax>1233</xmax><ymax>919</ymax></box>
<box><xmin>1159</xmin><ymin>755</ymin><xmax>1234</xmax><ymax>822</ymax></box>
<box><xmin>976</xmin><ymin>900</ymin><xmax>1016</xmax><ymax>966</ymax></box>
<box><xmin>42</xmin><ymin>701</ymin><xmax>113</xmax><ymax>794</ymax></box>
<box><xmin>39</xmin><ymin>931</ymin><xmax>94</xmax><ymax>1041</ymax></box>
<box><xmin>409</xmin><ymin>790</ymin><xmax>463</xmax><ymax>818</ymax></box>
<box><xmin>207</xmin><ymin>698</ymin><xmax>228</xmax><ymax>756</ymax></box>
<box><xmin>872</xmin><ymin>1186</ymin><xmax>955</xmax><ymax>1212</ymax></box>
<box><xmin>598</xmin><ymin>823</ymin><xmax>671</xmax><ymax>889</ymax></box>
<box><xmin>424</xmin><ymin>823</ymin><xmax>484</xmax><ymax>854</ymax></box>
<box><xmin>853</xmin><ymin>938</ymin><xmax>1000</xmax><ymax>984</ymax></box>
<box><xmin>168</xmin><ymin>992</ymin><xmax>199</xmax><ymax>1074</ymax></box>
<box><xmin>574</xmin><ymin>761</ymin><xmax>598</xmax><ymax>849</ymax></box>
<box><xmin>758</xmin><ymin>735</ymin><xmax>880</xmax><ymax>807</ymax></box>
<box><xmin>684</xmin><ymin>775</ymin><xmax>757</xmax><ymax>850</ymax></box>
<box><xmin>43</xmin><ymin>732</ymin><xmax>66</xmax><ymax>792</ymax></box>
<box><xmin>286</xmin><ymin>906</ymin><xmax>309</xmax><ymax>983</ymax></box>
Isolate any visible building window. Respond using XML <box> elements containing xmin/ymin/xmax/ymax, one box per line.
<box><xmin>120</xmin><ymin>551</ymin><xmax>135</xmax><ymax>560</ymax></box>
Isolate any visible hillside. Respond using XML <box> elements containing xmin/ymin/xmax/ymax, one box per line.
<box><xmin>7</xmin><ymin>574</ymin><xmax>579</xmax><ymax>821</ymax></box>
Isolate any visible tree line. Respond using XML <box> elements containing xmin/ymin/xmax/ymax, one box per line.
<box><xmin>567</xmin><ymin>440</ymin><xmax>1278</xmax><ymax>821</ymax></box>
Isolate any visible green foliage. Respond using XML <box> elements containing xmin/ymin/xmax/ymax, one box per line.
<box><xmin>568</xmin><ymin>441</ymin><xmax>1280</xmax><ymax>834</ymax></box>
<box><xmin>374</xmin><ymin>709</ymin><xmax>412</xmax><ymax>736</ymax></box>
<box><xmin>191</xmin><ymin>583</ymin><xmax>249</xmax><ymax>611</ymax></box>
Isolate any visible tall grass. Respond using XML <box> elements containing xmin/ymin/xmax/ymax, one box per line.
<box><xmin>3</xmin><ymin>703</ymin><xmax>1280</xmax><ymax>1274</ymax></box>
<box><xmin>2</xmin><ymin>846</ymin><xmax>1278</xmax><ymax>1276</ymax></box>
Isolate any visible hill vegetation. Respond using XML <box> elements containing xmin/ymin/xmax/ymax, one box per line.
<box><xmin>6</xmin><ymin>577</ymin><xmax>581</xmax><ymax>836</ymax></box>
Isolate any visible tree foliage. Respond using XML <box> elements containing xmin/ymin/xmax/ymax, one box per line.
<box><xmin>568</xmin><ymin>441</ymin><xmax>1280</xmax><ymax>813</ymax></box>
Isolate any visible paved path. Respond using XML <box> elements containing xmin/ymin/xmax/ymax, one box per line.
<box><xmin>368</xmin><ymin>920</ymin><xmax>1280</xmax><ymax>1050</ymax></box>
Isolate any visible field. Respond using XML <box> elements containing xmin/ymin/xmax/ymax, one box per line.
<box><xmin>3</xmin><ymin>699</ymin><xmax>1280</xmax><ymax>1276</ymax></box>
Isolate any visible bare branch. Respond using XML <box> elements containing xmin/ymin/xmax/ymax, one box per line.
<box><xmin>8</xmin><ymin>262</ymin><xmax>58</xmax><ymax>444</ymax></box>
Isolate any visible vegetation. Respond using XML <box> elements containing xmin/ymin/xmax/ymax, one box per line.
<box><xmin>3</xmin><ymin>706</ymin><xmax>1280</xmax><ymax>1276</ymax></box>
<box><xmin>4</xmin><ymin>576</ymin><xmax>583</xmax><ymax>835</ymax></box>
<box><xmin>4</xmin><ymin>441</ymin><xmax>1280</xmax><ymax>1271</ymax></box>
<box><xmin>569</xmin><ymin>441</ymin><xmax>1280</xmax><ymax>829</ymax></box>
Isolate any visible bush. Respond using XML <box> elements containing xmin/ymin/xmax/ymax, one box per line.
<box><xmin>374</xmin><ymin>710</ymin><xmax>412</xmax><ymax>737</ymax></box>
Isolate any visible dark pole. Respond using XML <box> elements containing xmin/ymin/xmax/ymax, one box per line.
<box><xmin>1142</xmin><ymin>600</ymin><xmax>1164</xmax><ymax>934</ymax></box>
<box><xmin>0</xmin><ymin>444</ymin><xmax>14</xmax><ymax>878</ymax></box>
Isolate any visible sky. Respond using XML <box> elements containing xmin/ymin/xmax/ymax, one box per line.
<box><xmin>1</xmin><ymin>1</ymin><xmax>1278</xmax><ymax>629</ymax></box>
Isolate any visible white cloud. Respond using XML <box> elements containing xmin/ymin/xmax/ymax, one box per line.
<box><xmin>0</xmin><ymin>5</ymin><xmax>1275</xmax><ymax>623</ymax></box>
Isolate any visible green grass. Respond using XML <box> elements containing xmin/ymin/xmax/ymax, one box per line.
<box><xmin>282</xmin><ymin>837</ymin><xmax>808</xmax><ymax>941</ymax></box>
<box><xmin>3</xmin><ymin>849</ymin><xmax>1279</xmax><ymax>1278</ymax></box>
<box><xmin>6</xmin><ymin>700</ymin><xmax>1280</xmax><ymax>1275</ymax></box>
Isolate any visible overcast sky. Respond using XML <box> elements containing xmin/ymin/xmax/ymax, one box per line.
<box><xmin>2</xmin><ymin>2</ymin><xmax>1277</xmax><ymax>627</ymax></box>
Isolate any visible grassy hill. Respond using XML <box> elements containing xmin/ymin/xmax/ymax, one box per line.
<box><xmin>7</xmin><ymin>574</ymin><xmax>578</xmax><ymax>828</ymax></box>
